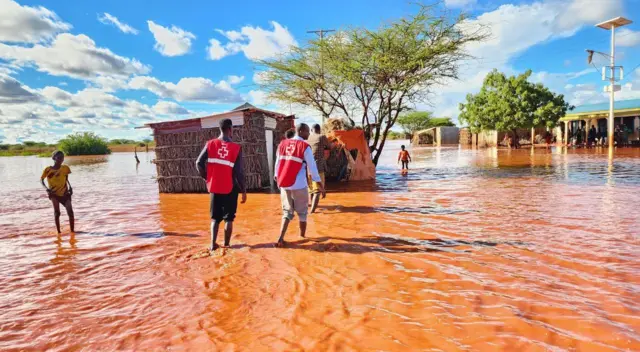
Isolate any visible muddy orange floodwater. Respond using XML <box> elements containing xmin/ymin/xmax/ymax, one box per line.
<box><xmin>1</xmin><ymin>141</ymin><xmax>639</xmax><ymax>351</ymax></box>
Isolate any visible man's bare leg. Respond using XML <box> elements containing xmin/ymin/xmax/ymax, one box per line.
<box><xmin>64</xmin><ymin>201</ymin><xmax>75</xmax><ymax>233</ymax></box>
<box><xmin>299</xmin><ymin>221</ymin><xmax>307</xmax><ymax>238</ymax></box>
<box><xmin>210</xmin><ymin>220</ymin><xmax>220</xmax><ymax>251</ymax></box>
<box><xmin>223</xmin><ymin>221</ymin><xmax>233</xmax><ymax>247</ymax></box>
<box><xmin>52</xmin><ymin>198</ymin><xmax>61</xmax><ymax>234</ymax></box>
<box><xmin>310</xmin><ymin>193</ymin><xmax>320</xmax><ymax>214</ymax></box>
<box><xmin>277</xmin><ymin>218</ymin><xmax>290</xmax><ymax>247</ymax></box>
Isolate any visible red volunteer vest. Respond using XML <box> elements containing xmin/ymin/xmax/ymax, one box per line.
<box><xmin>206</xmin><ymin>139</ymin><xmax>241</xmax><ymax>194</ymax></box>
<box><xmin>277</xmin><ymin>139</ymin><xmax>308</xmax><ymax>188</ymax></box>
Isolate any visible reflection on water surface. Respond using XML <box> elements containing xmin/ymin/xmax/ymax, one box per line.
<box><xmin>0</xmin><ymin>143</ymin><xmax>638</xmax><ymax>351</ymax></box>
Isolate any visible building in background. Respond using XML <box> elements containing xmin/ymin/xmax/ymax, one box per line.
<box><xmin>560</xmin><ymin>99</ymin><xmax>640</xmax><ymax>145</ymax></box>
<box><xmin>145</xmin><ymin>103</ymin><xmax>294</xmax><ymax>193</ymax></box>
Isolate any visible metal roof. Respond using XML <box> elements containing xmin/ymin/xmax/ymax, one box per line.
<box><xmin>140</xmin><ymin>103</ymin><xmax>291</xmax><ymax>130</ymax></box>
<box><xmin>568</xmin><ymin>99</ymin><xmax>640</xmax><ymax>114</ymax></box>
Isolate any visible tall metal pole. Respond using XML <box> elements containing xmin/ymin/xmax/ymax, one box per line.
<box><xmin>608</xmin><ymin>24</ymin><xmax>616</xmax><ymax>150</ymax></box>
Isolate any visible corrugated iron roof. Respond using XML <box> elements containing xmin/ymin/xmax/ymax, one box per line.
<box><xmin>140</xmin><ymin>103</ymin><xmax>291</xmax><ymax>130</ymax></box>
<box><xmin>568</xmin><ymin>99</ymin><xmax>640</xmax><ymax>114</ymax></box>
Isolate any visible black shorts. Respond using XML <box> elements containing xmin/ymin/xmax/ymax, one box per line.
<box><xmin>51</xmin><ymin>193</ymin><xmax>71</xmax><ymax>206</ymax></box>
<box><xmin>401</xmin><ymin>160</ymin><xmax>409</xmax><ymax>169</ymax></box>
<box><xmin>210</xmin><ymin>190</ymin><xmax>238</xmax><ymax>222</ymax></box>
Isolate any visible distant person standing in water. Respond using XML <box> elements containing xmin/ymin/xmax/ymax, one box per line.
<box><xmin>398</xmin><ymin>145</ymin><xmax>411</xmax><ymax>171</ymax></box>
<box><xmin>274</xmin><ymin>123</ymin><xmax>324</xmax><ymax>247</ymax></box>
<box><xmin>41</xmin><ymin>151</ymin><xmax>74</xmax><ymax>233</ymax></box>
<box><xmin>196</xmin><ymin>118</ymin><xmax>247</xmax><ymax>253</ymax></box>
<box><xmin>307</xmin><ymin>124</ymin><xmax>331</xmax><ymax>214</ymax></box>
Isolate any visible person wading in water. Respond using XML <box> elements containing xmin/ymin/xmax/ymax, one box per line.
<box><xmin>41</xmin><ymin>151</ymin><xmax>74</xmax><ymax>233</ymax></box>
<box><xmin>196</xmin><ymin>118</ymin><xmax>247</xmax><ymax>253</ymax></box>
<box><xmin>274</xmin><ymin>123</ymin><xmax>324</xmax><ymax>247</ymax></box>
<box><xmin>307</xmin><ymin>124</ymin><xmax>330</xmax><ymax>213</ymax></box>
<box><xmin>398</xmin><ymin>145</ymin><xmax>412</xmax><ymax>172</ymax></box>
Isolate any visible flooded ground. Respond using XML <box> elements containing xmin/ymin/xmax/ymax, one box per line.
<box><xmin>0</xmin><ymin>141</ymin><xmax>639</xmax><ymax>351</ymax></box>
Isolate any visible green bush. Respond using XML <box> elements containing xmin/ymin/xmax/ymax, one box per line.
<box><xmin>58</xmin><ymin>132</ymin><xmax>111</xmax><ymax>155</ymax></box>
<box><xmin>0</xmin><ymin>144</ymin><xmax>8</xmax><ymax>150</ymax></box>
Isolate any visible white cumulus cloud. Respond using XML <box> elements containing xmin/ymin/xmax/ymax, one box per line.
<box><xmin>0</xmin><ymin>0</ymin><xmax>71</xmax><ymax>43</ymax></box>
<box><xmin>147</xmin><ymin>21</ymin><xmax>195</xmax><ymax>57</ymax></box>
<box><xmin>153</xmin><ymin>101</ymin><xmax>189</xmax><ymax>115</ymax></box>
<box><xmin>425</xmin><ymin>0</ymin><xmax>624</xmax><ymax>120</ymax></box>
<box><xmin>445</xmin><ymin>0</ymin><xmax>476</xmax><ymax>8</ymax></box>
<box><xmin>616</xmin><ymin>28</ymin><xmax>640</xmax><ymax>47</ymax></box>
<box><xmin>0</xmin><ymin>33</ymin><xmax>150</xmax><ymax>80</ymax></box>
<box><xmin>0</xmin><ymin>74</ymin><xmax>40</xmax><ymax>104</ymax></box>
<box><xmin>207</xmin><ymin>38</ymin><xmax>231</xmax><ymax>60</ymax></box>
<box><xmin>208</xmin><ymin>21</ymin><xmax>297</xmax><ymax>61</ymax></box>
<box><xmin>129</xmin><ymin>76</ymin><xmax>243</xmax><ymax>103</ymax></box>
<box><xmin>227</xmin><ymin>75</ymin><xmax>244</xmax><ymax>84</ymax></box>
<box><xmin>98</xmin><ymin>13</ymin><xmax>139</xmax><ymax>35</ymax></box>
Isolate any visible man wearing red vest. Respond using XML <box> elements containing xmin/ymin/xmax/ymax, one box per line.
<box><xmin>196</xmin><ymin>118</ymin><xmax>247</xmax><ymax>253</ymax></box>
<box><xmin>274</xmin><ymin>123</ymin><xmax>325</xmax><ymax>247</ymax></box>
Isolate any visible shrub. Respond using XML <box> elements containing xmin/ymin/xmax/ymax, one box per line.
<box><xmin>0</xmin><ymin>144</ymin><xmax>8</xmax><ymax>150</ymax></box>
<box><xmin>58</xmin><ymin>132</ymin><xmax>111</xmax><ymax>155</ymax></box>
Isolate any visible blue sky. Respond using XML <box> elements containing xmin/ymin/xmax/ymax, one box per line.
<box><xmin>1</xmin><ymin>0</ymin><xmax>639</xmax><ymax>143</ymax></box>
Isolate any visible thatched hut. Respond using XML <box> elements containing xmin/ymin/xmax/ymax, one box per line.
<box><xmin>145</xmin><ymin>103</ymin><xmax>294</xmax><ymax>193</ymax></box>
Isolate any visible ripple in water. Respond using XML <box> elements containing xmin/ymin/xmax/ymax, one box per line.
<box><xmin>0</xmin><ymin>145</ymin><xmax>638</xmax><ymax>351</ymax></box>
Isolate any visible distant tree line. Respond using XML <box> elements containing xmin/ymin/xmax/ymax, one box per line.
<box><xmin>1</xmin><ymin>134</ymin><xmax>154</xmax><ymax>157</ymax></box>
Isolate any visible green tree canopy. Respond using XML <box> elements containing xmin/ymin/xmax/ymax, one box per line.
<box><xmin>259</xmin><ymin>5</ymin><xmax>487</xmax><ymax>165</ymax></box>
<box><xmin>458</xmin><ymin>69</ymin><xmax>570</xmax><ymax>137</ymax></box>
<box><xmin>397</xmin><ymin>111</ymin><xmax>434</xmax><ymax>135</ymax></box>
<box><xmin>59</xmin><ymin>132</ymin><xmax>110</xmax><ymax>156</ymax></box>
<box><xmin>430</xmin><ymin>117</ymin><xmax>456</xmax><ymax>127</ymax></box>
<box><xmin>397</xmin><ymin>112</ymin><xmax>456</xmax><ymax>135</ymax></box>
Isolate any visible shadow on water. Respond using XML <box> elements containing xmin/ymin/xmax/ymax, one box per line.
<box><xmin>234</xmin><ymin>235</ymin><xmax>501</xmax><ymax>254</ymax></box>
<box><xmin>319</xmin><ymin>205</ymin><xmax>474</xmax><ymax>215</ymax></box>
<box><xmin>76</xmin><ymin>231</ymin><xmax>199</xmax><ymax>238</ymax></box>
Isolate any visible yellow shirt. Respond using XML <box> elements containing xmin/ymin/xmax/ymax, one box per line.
<box><xmin>41</xmin><ymin>165</ymin><xmax>71</xmax><ymax>196</ymax></box>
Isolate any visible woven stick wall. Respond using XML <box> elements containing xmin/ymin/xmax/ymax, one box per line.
<box><xmin>154</xmin><ymin>112</ymin><xmax>270</xmax><ymax>193</ymax></box>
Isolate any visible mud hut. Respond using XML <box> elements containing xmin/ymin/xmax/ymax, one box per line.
<box><xmin>412</xmin><ymin>127</ymin><xmax>460</xmax><ymax>146</ymax></box>
<box><xmin>145</xmin><ymin>103</ymin><xmax>294</xmax><ymax>193</ymax></box>
<box><xmin>323</xmin><ymin>118</ymin><xmax>376</xmax><ymax>182</ymax></box>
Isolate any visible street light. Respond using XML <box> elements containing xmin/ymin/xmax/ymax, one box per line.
<box><xmin>594</xmin><ymin>16</ymin><xmax>632</xmax><ymax>150</ymax></box>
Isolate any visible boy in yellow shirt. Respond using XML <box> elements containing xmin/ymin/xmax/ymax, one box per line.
<box><xmin>41</xmin><ymin>151</ymin><xmax>74</xmax><ymax>233</ymax></box>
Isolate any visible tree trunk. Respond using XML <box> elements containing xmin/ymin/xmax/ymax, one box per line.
<box><xmin>373</xmin><ymin>124</ymin><xmax>391</xmax><ymax>165</ymax></box>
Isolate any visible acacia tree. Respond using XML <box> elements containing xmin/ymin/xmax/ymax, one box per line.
<box><xmin>397</xmin><ymin>111</ymin><xmax>456</xmax><ymax>136</ymax></box>
<box><xmin>397</xmin><ymin>111</ymin><xmax>434</xmax><ymax>136</ymax></box>
<box><xmin>458</xmin><ymin>69</ymin><xmax>570</xmax><ymax>147</ymax></box>
<box><xmin>259</xmin><ymin>5</ymin><xmax>487</xmax><ymax>165</ymax></box>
